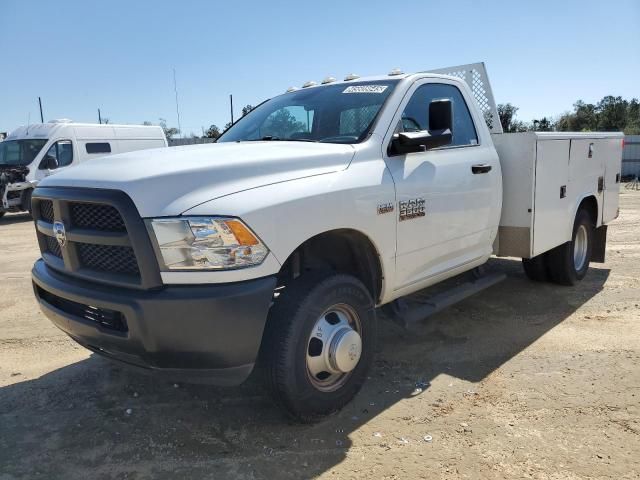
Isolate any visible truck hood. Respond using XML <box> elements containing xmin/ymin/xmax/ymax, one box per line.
<box><xmin>39</xmin><ymin>141</ymin><xmax>355</xmax><ymax>216</ymax></box>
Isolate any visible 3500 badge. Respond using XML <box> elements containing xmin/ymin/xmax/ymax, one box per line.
<box><xmin>399</xmin><ymin>198</ymin><xmax>426</xmax><ymax>221</ymax></box>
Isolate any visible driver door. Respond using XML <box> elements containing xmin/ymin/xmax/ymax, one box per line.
<box><xmin>37</xmin><ymin>140</ymin><xmax>74</xmax><ymax>180</ymax></box>
<box><xmin>383</xmin><ymin>80</ymin><xmax>500</xmax><ymax>292</ymax></box>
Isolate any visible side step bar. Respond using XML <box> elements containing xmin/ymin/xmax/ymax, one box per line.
<box><xmin>383</xmin><ymin>272</ymin><xmax>506</xmax><ymax>329</ymax></box>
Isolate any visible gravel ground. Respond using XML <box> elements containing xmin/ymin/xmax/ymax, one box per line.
<box><xmin>1</xmin><ymin>191</ymin><xmax>639</xmax><ymax>479</ymax></box>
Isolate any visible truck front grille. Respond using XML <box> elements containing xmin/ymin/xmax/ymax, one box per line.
<box><xmin>45</xmin><ymin>236</ymin><xmax>62</xmax><ymax>258</ymax></box>
<box><xmin>31</xmin><ymin>188</ymin><xmax>162</xmax><ymax>289</ymax></box>
<box><xmin>40</xmin><ymin>200</ymin><xmax>54</xmax><ymax>223</ymax></box>
<box><xmin>77</xmin><ymin>243</ymin><xmax>139</xmax><ymax>275</ymax></box>
<box><xmin>71</xmin><ymin>203</ymin><xmax>126</xmax><ymax>232</ymax></box>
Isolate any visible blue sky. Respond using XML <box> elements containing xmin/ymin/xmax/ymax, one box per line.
<box><xmin>1</xmin><ymin>0</ymin><xmax>638</xmax><ymax>136</ymax></box>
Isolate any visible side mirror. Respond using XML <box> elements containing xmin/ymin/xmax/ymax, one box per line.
<box><xmin>41</xmin><ymin>154</ymin><xmax>58</xmax><ymax>170</ymax></box>
<box><xmin>429</xmin><ymin>99</ymin><xmax>452</xmax><ymax>132</ymax></box>
<box><xmin>390</xmin><ymin>99</ymin><xmax>453</xmax><ymax>155</ymax></box>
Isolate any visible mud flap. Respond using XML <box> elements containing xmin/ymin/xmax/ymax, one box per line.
<box><xmin>591</xmin><ymin>225</ymin><xmax>607</xmax><ymax>263</ymax></box>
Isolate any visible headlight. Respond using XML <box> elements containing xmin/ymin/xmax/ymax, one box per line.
<box><xmin>147</xmin><ymin>217</ymin><xmax>269</xmax><ymax>270</ymax></box>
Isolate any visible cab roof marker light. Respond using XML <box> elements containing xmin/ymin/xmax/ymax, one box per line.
<box><xmin>344</xmin><ymin>73</ymin><xmax>360</xmax><ymax>81</ymax></box>
<box><xmin>321</xmin><ymin>76</ymin><xmax>336</xmax><ymax>84</ymax></box>
<box><xmin>302</xmin><ymin>81</ymin><xmax>317</xmax><ymax>88</ymax></box>
<box><xmin>286</xmin><ymin>86</ymin><xmax>298</xmax><ymax>93</ymax></box>
<box><xmin>388</xmin><ymin>68</ymin><xmax>404</xmax><ymax>76</ymax></box>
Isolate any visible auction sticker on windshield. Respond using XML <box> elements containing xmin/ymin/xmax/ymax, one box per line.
<box><xmin>343</xmin><ymin>85</ymin><xmax>388</xmax><ymax>94</ymax></box>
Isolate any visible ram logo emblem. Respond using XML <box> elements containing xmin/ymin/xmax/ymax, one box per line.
<box><xmin>53</xmin><ymin>221</ymin><xmax>67</xmax><ymax>247</ymax></box>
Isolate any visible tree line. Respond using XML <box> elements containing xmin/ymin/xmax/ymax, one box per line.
<box><xmin>499</xmin><ymin>95</ymin><xmax>640</xmax><ymax>134</ymax></box>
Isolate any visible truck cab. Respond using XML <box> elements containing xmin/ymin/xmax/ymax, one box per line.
<box><xmin>29</xmin><ymin>65</ymin><xmax>622</xmax><ymax>421</ymax></box>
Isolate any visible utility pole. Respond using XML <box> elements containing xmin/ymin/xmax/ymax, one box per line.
<box><xmin>98</xmin><ymin>108</ymin><xmax>102</xmax><ymax>124</ymax></box>
<box><xmin>38</xmin><ymin>97</ymin><xmax>44</xmax><ymax>123</ymax></box>
<box><xmin>230</xmin><ymin>94</ymin><xmax>234</xmax><ymax>124</ymax></box>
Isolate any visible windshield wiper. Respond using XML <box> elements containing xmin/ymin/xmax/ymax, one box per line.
<box><xmin>244</xmin><ymin>136</ymin><xmax>318</xmax><ymax>142</ymax></box>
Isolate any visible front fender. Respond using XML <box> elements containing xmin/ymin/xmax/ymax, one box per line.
<box><xmin>181</xmin><ymin>162</ymin><xmax>397</xmax><ymax>300</ymax></box>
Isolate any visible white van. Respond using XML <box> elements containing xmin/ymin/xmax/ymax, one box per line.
<box><xmin>0</xmin><ymin>120</ymin><xmax>167</xmax><ymax>217</ymax></box>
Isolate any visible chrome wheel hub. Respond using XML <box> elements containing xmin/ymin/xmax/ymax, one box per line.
<box><xmin>306</xmin><ymin>304</ymin><xmax>362</xmax><ymax>392</ymax></box>
<box><xmin>574</xmin><ymin>225</ymin><xmax>588</xmax><ymax>271</ymax></box>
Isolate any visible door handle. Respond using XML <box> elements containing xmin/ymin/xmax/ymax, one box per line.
<box><xmin>472</xmin><ymin>164</ymin><xmax>492</xmax><ymax>174</ymax></box>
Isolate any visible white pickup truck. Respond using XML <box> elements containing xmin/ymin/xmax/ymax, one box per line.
<box><xmin>30</xmin><ymin>64</ymin><xmax>623</xmax><ymax>421</ymax></box>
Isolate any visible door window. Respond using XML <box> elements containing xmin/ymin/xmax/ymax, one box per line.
<box><xmin>398</xmin><ymin>83</ymin><xmax>478</xmax><ymax>147</ymax></box>
<box><xmin>40</xmin><ymin>140</ymin><xmax>74</xmax><ymax>169</ymax></box>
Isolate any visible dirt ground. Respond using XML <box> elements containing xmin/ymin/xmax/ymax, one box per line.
<box><xmin>1</xmin><ymin>192</ymin><xmax>639</xmax><ymax>480</ymax></box>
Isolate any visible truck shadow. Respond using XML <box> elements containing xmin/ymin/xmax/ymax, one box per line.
<box><xmin>0</xmin><ymin>258</ymin><xmax>610</xmax><ymax>479</ymax></box>
<box><xmin>0</xmin><ymin>213</ymin><xmax>32</xmax><ymax>225</ymax></box>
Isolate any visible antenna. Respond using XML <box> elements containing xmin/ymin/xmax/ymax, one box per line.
<box><xmin>38</xmin><ymin>97</ymin><xmax>44</xmax><ymax>123</ymax></box>
<box><xmin>98</xmin><ymin>108</ymin><xmax>102</xmax><ymax>124</ymax></box>
<box><xmin>230</xmin><ymin>94</ymin><xmax>234</xmax><ymax>124</ymax></box>
<box><xmin>173</xmin><ymin>68</ymin><xmax>182</xmax><ymax>138</ymax></box>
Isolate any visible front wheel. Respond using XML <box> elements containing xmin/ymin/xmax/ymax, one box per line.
<box><xmin>22</xmin><ymin>189</ymin><xmax>33</xmax><ymax>216</ymax></box>
<box><xmin>262</xmin><ymin>272</ymin><xmax>377</xmax><ymax>422</ymax></box>
<box><xmin>547</xmin><ymin>209</ymin><xmax>594</xmax><ymax>285</ymax></box>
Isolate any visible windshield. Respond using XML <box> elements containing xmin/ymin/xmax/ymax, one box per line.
<box><xmin>0</xmin><ymin>139</ymin><xmax>48</xmax><ymax>167</ymax></box>
<box><xmin>218</xmin><ymin>80</ymin><xmax>399</xmax><ymax>144</ymax></box>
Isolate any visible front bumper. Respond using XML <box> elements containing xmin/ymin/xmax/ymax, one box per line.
<box><xmin>1</xmin><ymin>182</ymin><xmax>31</xmax><ymax>209</ymax></box>
<box><xmin>32</xmin><ymin>259</ymin><xmax>276</xmax><ymax>385</ymax></box>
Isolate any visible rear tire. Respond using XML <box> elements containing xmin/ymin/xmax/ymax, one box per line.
<box><xmin>22</xmin><ymin>189</ymin><xmax>33</xmax><ymax>216</ymax></box>
<box><xmin>522</xmin><ymin>254</ymin><xmax>549</xmax><ymax>282</ymax></box>
<box><xmin>262</xmin><ymin>272</ymin><xmax>377</xmax><ymax>422</ymax></box>
<box><xmin>547</xmin><ymin>209</ymin><xmax>594</xmax><ymax>285</ymax></box>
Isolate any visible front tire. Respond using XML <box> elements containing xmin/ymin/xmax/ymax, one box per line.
<box><xmin>262</xmin><ymin>272</ymin><xmax>377</xmax><ymax>422</ymax></box>
<box><xmin>547</xmin><ymin>209</ymin><xmax>594</xmax><ymax>285</ymax></box>
<box><xmin>22</xmin><ymin>189</ymin><xmax>33</xmax><ymax>216</ymax></box>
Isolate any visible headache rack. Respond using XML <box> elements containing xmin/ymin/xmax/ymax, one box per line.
<box><xmin>425</xmin><ymin>62</ymin><xmax>503</xmax><ymax>134</ymax></box>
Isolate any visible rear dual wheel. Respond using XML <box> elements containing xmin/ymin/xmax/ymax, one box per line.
<box><xmin>522</xmin><ymin>208</ymin><xmax>594</xmax><ymax>286</ymax></box>
<box><xmin>522</xmin><ymin>254</ymin><xmax>549</xmax><ymax>282</ymax></box>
